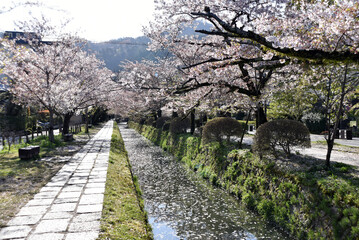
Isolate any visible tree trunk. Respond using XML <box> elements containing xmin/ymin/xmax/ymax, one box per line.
<box><xmin>326</xmin><ymin>138</ymin><xmax>334</xmax><ymax>168</ymax></box>
<box><xmin>157</xmin><ymin>109</ymin><xmax>162</xmax><ymax>118</ymax></box>
<box><xmin>7</xmin><ymin>137</ymin><xmax>11</xmax><ymax>150</ymax></box>
<box><xmin>85</xmin><ymin>108</ymin><xmax>89</xmax><ymax>134</ymax></box>
<box><xmin>48</xmin><ymin>110</ymin><xmax>55</xmax><ymax>143</ymax></box>
<box><xmin>153</xmin><ymin>111</ymin><xmax>158</xmax><ymax>121</ymax></box>
<box><xmin>62</xmin><ymin>112</ymin><xmax>73</xmax><ymax>136</ymax></box>
<box><xmin>255</xmin><ymin>104</ymin><xmax>267</xmax><ymax>128</ymax></box>
<box><xmin>172</xmin><ymin>111</ymin><xmax>178</xmax><ymax>119</ymax></box>
<box><xmin>202</xmin><ymin>114</ymin><xmax>207</xmax><ymax>126</ymax></box>
<box><xmin>190</xmin><ymin>109</ymin><xmax>195</xmax><ymax>135</ymax></box>
<box><xmin>325</xmin><ymin>64</ymin><xmax>348</xmax><ymax>168</ymax></box>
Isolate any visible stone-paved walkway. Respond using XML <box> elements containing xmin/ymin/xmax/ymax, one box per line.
<box><xmin>0</xmin><ymin>121</ymin><xmax>113</xmax><ymax>240</ymax></box>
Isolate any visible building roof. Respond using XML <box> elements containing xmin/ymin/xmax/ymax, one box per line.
<box><xmin>3</xmin><ymin>31</ymin><xmax>41</xmax><ymax>45</ymax></box>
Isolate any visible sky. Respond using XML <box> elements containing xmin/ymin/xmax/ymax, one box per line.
<box><xmin>0</xmin><ymin>0</ymin><xmax>155</xmax><ymax>42</ymax></box>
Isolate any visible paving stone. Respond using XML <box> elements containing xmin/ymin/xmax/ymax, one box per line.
<box><xmin>59</xmin><ymin>165</ymin><xmax>78</xmax><ymax>170</ymax></box>
<box><xmin>87</xmin><ymin>177</ymin><xmax>106</xmax><ymax>183</ymax></box>
<box><xmin>77</xmin><ymin>166</ymin><xmax>93</xmax><ymax>171</ymax></box>
<box><xmin>81</xmin><ymin>155</ymin><xmax>96</xmax><ymax>162</ymax></box>
<box><xmin>72</xmin><ymin>172</ymin><xmax>89</xmax><ymax>177</ymax></box>
<box><xmin>97</xmin><ymin>154</ymin><xmax>109</xmax><ymax>158</ymax></box>
<box><xmin>0</xmin><ymin>226</ymin><xmax>32</xmax><ymax>239</ymax></box>
<box><xmin>75</xmin><ymin>153</ymin><xmax>87</xmax><ymax>157</ymax></box>
<box><xmin>17</xmin><ymin>206</ymin><xmax>49</xmax><ymax>216</ymax></box>
<box><xmin>7</xmin><ymin>215</ymin><xmax>42</xmax><ymax>226</ymax></box>
<box><xmin>34</xmin><ymin>191</ymin><xmax>58</xmax><ymax>199</ymax></box>
<box><xmin>62</xmin><ymin>185</ymin><xmax>84</xmax><ymax>192</ymax></box>
<box><xmin>76</xmin><ymin>204</ymin><xmax>103</xmax><ymax>213</ymax></box>
<box><xmin>28</xmin><ymin>233</ymin><xmax>64</xmax><ymax>240</ymax></box>
<box><xmin>68</xmin><ymin>221</ymin><xmax>100</xmax><ymax>232</ymax></box>
<box><xmin>69</xmin><ymin>176</ymin><xmax>88</xmax><ymax>182</ymax></box>
<box><xmin>53</xmin><ymin>197</ymin><xmax>79</xmax><ymax>204</ymax></box>
<box><xmin>79</xmin><ymin>194</ymin><xmax>104</xmax><ymax>205</ymax></box>
<box><xmin>67</xmin><ymin>179</ymin><xmax>87</xmax><ymax>184</ymax></box>
<box><xmin>57</xmin><ymin>191</ymin><xmax>81</xmax><ymax>199</ymax></box>
<box><xmin>65</xmin><ymin>231</ymin><xmax>99</xmax><ymax>240</ymax></box>
<box><xmin>26</xmin><ymin>198</ymin><xmax>54</xmax><ymax>206</ymax></box>
<box><xmin>80</xmin><ymin>158</ymin><xmax>95</xmax><ymax>163</ymax></box>
<box><xmin>91</xmin><ymin>167</ymin><xmax>108</xmax><ymax>171</ymax></box>
<box><xmin>89</xmin><ymin>171</ymin><xmax>107</xmax><ymax>177</ymax></box>
<box><xmin>45</xmin><ymin>181</ymin><xmax>67</xmax><ymax>187</ymax></box>
<box><xmin>50</xmin><ymin>203</ymin><xmax>77</xmax><ymax>212</ymax></box>
<box><xmin>43</xmin><ymin>212</ymin><xmax>73</xmax><ymax>220</ymax></box>
<box><xmin>95</xmin><ymin>161</ymin><xmax>108</xmax><ymax>165</ymax></box>
<box><xmin>51</xmin><ymin>174</ymin><xmax>71</xmax><ymax>181</ymax></box>
<box><xmin>40</xmin><ymin>186</ymin><xmax>62</xmax><ymax>193</ymax></box>
<box><xmin>83</xmin><ymin>187</ymin><xmax>105</xmax><ymax>194</ymax></box>
<box><xmin>72</xmin><ymin>212</ymin><xmax>102</xmax><ymax>222</ymax></box>
<box><xmin>34</xmin><ymin>219</ymin><xmax>69</xmax><ymax>233</ymax></box>
<box><xmin>65</xmin><ymin>162</ymin><xmax>80</xmax><ymax>167</ymax></box>
<box><xmin>73</xmin><ymin>170</ymin><xmax>91</xmax><ymax>174</ymax></box>
<box><xmin>86</xmin><ymin>182</ymin><xmax>105</xmax><ymax>188</ymax></box>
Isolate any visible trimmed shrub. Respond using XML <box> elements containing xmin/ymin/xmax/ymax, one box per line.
<box><xmin>253</xmin><ymin>119</ymin><xmax>311</xmax><ymax>157</ymax></box>
<box><xmin>162</xmin><ymin>121</ymin><xmax>170</xmax><ymax>131</ymax></box>
<box><xmin>144</xmin><ymin>117</ymin><xmax>156</xmax><ymax>127</ymax></box>
<box><xmin>156</xmin><ymin>116</ymin><xmax>171</xmax><ymax>129</ymax></box>
<box><xmin>202</xmin><ymin>117</ymin><xmax>243</xmax><ymax>145</ymax></box>
<box><xmin>169</xmin><ymin>117</ymin><xmax>190</xmax><ymax>135</ymax></box>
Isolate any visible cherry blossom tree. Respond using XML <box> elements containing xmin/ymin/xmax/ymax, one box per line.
<box><xmin>149</xmin><ymin>0</ymin><xmax>359</xmax><ymax>61</ymax></box>
<box><xmin>302</xmin><ymin>63</ymin><xmax>359</xmax><ymax>167</ymax></box>
<box><xmin>144</xmin><ymin>0</ymin><xmax>359</xmax><ymax>166</ymax></box>
<box><xmin>117</xmin><ymin>57</ymin><xmax>182</xmax><ymax>119</ymax></box>
<box><xmin>59</xmin><ymin>51</ymin><xmax>114</xmax><ymax>135</ymax></box>
<box><xmin>0</xmin><ymin>1</ymin><xmax>41</xmax><ymax>15</ymax></box>
<box><xmin>146</xmin><ymin>19</ymin><xmax>293</xmax><ymax>126</ymax></box>
<box><xmin>2</xmin><ymin>26</ymin><xmax>114</xmax><ymax>141</ymax></box>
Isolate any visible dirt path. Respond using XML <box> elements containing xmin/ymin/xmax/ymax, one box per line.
<box><xmin>242</xmin><ymin>136</ymin><xmax>359</xmax><ymax>167</ymax></box>
<box><xmin>301</xmin><ymin>145</ymin><xmax>359</xmax><ymax>167</ymax></box>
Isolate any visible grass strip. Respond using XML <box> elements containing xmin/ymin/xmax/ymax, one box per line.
<box><xmin>99</xmin><ymin>122</ymin><xmax>153</xmax><ymax>240</ymax></box>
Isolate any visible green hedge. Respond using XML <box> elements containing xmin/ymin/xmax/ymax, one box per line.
<box><xmin>129</xmin><ymin>121</ymin><xmax>359</xmax><ymax>240</ymax></box>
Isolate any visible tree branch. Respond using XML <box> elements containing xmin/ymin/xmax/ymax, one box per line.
<box><xmin>191</xmin><ymin>11</ymin><xmax>359</xmax><ymax>62</ymax></box>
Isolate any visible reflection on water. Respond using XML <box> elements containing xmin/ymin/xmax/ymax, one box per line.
<box><xmin>119</xmin><ymin>125</ymin><xmax>288</xmax><ymax>240</ymax></box>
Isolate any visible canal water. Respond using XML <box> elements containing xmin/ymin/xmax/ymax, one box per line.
<box><xmin>119</xmin><ymin>124</ymin><xmax>288</xmax><ymax>240</ymax></box>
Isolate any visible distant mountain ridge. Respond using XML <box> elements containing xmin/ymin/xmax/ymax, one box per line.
<box><xmin>1</xmin><ymin>21</ymin><xmax>211</xmax><ymax>72</ymax></box>
<box><xmin>87</xmin><ymin>36</ymin><xmax>165</xmax><ymax>72</ymax></box>
<box><xmin>87</xmin><ymin>21</ymin><xmax>212</xmax><ymax>72</ymax></box>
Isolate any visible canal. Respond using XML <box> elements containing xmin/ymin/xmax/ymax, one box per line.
<box><xmin>119</xmin><ymin>124</ymin><xmax>288</xmax><ymax>240</ymax></box>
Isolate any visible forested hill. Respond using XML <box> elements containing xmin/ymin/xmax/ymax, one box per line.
<box><xmin>87</xmin><ymin>21</ymin><xmax>211</xmax><ymax>72</ymax></box>
<box><xmin>1</xmin><ymin>21</ymin><xmax>210</xmax><ymax>72</ymax></box>
<box><xmin>87</xmin><ymin>36</ymin><xmax>167</xmax><ymax>72</ymax></box>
